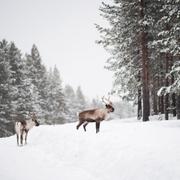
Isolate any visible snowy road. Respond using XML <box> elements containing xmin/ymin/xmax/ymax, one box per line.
<box><xmin>0</xmin><ymin>118</ymin><xmax>180</xmax><ymax>180</ymax></box>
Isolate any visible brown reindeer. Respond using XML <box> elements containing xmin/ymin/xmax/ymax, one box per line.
<box><xmin>15</xmin><ymin>113</ymin><xmax>39</xmax><ymax>146</ymax></box>
<box><xmin>76</xmin><ymin>96</ymin><xmax>114</xmax><ymax>133</ymax></box>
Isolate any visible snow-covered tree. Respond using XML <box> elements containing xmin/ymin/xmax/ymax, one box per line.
<box><xmin>76</xmin><ymin>86</ymin><xmax>86</xmax><ymax>111</ymax></box>
<box><xmin>0</xmin><ymin>40</ymin><xmax>12</xmax><ymax>137</ymax></box>
<box><xmin>45</xmin><ymin>66</ymin><xmax>66</xmax><ymax>124</ymax></box>
<box><xmin>97</xmin><ymin>0</ymin><xmax>151</xmax><ymax>121</ymax></box>
<box><xmin>158</xmin><ymin>60</ymin><xmax>180</xmax><ymax>119</ymax></box>
<box><xmin>0</xmin><ymin>40</ymin><xmax>31</xmax><ymax>136</ymax></box>
<box><xmin>97</xmin><ymin>0</ymin><xmax>179</xmax><ymax>120</ymax></box>
<box><xmin>150</xmin><ymin>0</ymin><xmax>180</xmax><ymax>119</ymax></box>
<box><xmin>8</xmin><ymin>42</ymin><xmax>32</xmax><ymax>117</ymax></box>
<box><xmin>64</xmin><ymin>84</ymin><xmax>78</xmax><ymax>122</ymax></box>
<box><xmin>25</xmin><ymin>44</ymin><xmax>49</xmax><ymax>120</ymax></box>
<box><xmin>91</xmin><ymin>97</ymin><xmax>103</xmax><ymax>108</ymax></box>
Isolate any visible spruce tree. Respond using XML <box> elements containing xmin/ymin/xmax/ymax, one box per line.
<box><xmin>76</xmin><ymin>86</ymin><xmax>86</xmax><ymax>111</ymax></box>
<box><xmin>64</xmin><ymin>84</ymin><xmax>77</xmax><ymax>122</ymax></box>
<box><xmin>97</xmin><ymin>0</ymin><xmax>150</xmax><ymax>121</ymax></box>
<box><xmin>46</xmin><ymin>66</ymin><xmax>66</xmax><ymax>124</ymax></box>
<box><xmin>97</xmin><ymin>0</ymin><xmax>179</xmax><ymax>120</ymax></box>
<box><xmin>0</xmin><ymin>40</ymin><xmax>12</xmax><ymax>137</ymax></box>
<box><xmin>25</xmin><ymin>44</ymin><xmax>49</xmax><ymax>120</ymax></box>
<box><xmin>8</xmin><ymin>42</ymin><xmax>31</xmax><ymax>117</ymax></box>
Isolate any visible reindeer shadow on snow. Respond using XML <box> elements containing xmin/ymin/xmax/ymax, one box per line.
<box><xmin>15</xmin><ymin>113</ymin><xmax>40</xmax><ymax>146</ymax></box>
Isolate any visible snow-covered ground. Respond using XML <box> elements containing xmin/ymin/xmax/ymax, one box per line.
<box><xmin>0</xmin><ymin>117</ymin><xmax>180</xmax><ymax>180</ymax></box>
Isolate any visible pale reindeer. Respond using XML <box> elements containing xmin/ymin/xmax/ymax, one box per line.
<box><xmin>15</xmin><ymin>113</ymin><xmax>39</xmax><ymax>146</ymax></box>
<box><xmin>76</xmin><ymin>96</ymin><xmax>114</xmax><ymax>133</ymax></box>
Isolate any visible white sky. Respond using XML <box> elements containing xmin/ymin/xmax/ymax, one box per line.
<box><xmin>0</xmin><ymin>0</ymin><xmax>113</xmax><ymax>99</ymax></box>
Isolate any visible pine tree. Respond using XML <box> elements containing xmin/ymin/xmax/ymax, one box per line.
<box><xmin>97</xmin><ymin>0</ymin><xmax>150</xmax><ymax>121</ymax></box>
<box><xmin>0</xmin><ymin>40</ymin><xmax>12</xmax><ymax>137</ymax></box>
<box><xmin>8</xmin><ymin>42</ymin><xmax>31</xmax><ymax>117</ymax></box>
<box><xmin>152</xmin><ymin>0</ymin><xmax>180</xmax><ymax>119</ymax></box>
<box><xmin>25</xmin><ymin>44</ymin><xmax>49</xmax><ymax>120</ymax></box>
<box><xmin>64</xmin><ymin>84</ymin><xmax>78</xmax><ymax>122</ymax></box>
<box><xmin>158</xmin><ymin>60</ymin><xmax>180</xmax><ymax>119</ymax></box>
<box><xmin>46</xmin><ymin>66</ymin><xmax>66</xmax><ymax>124</ymax></box>
<box><xmin>91</xmin><ymin>97</ymin><xmax>103</xmax><ymax>108</ymax></box>
<box><xmin>76</xmin><ymin>86</ymin><xmax>86</xmax><ymax>111</ymax></box>
<box><xmin>97</xmin><ymin>0</ymin><xmax>179</xmax><ymax>120</ymax></box>
<box><xmin>0</xmin><ymin>40</ymin><xmax>30</xmax><ymax>136</ymax></box>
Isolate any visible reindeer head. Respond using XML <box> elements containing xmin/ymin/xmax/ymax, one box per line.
<box><xmin>30</xmin><ymin>113</ymin><xmax>40</xmax><ymax>126</ymax></box>
<box><xmin>102</xmin><ymin>96</ymin><xmax>114</xmax><ymax>113</ymax></box>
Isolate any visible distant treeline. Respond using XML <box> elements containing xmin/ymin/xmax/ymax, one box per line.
<box><xmin>0</xmin><ymin>39</ymin><xmax>87</xmax><ymax>137</ymax></box>
<box><xmin>97</xmin><ymin>0</ymin><xmax>180</xmax><ymax>121</ymax></box>
<box><xmin>0</xmin><ymin>39</ymin><xmax>136</xmax><ymax>137</ymax></box>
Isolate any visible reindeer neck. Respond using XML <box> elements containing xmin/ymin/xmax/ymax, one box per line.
<box><xmin>104</xmin><ymin>108</ymin><xmax>110</xmax><ymax>113</ymax></box>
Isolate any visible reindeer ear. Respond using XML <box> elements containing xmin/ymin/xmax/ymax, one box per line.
<box><xmin>29</xmin><ymin>112</ymin><xmax>36</xmax><ymax>119</ymax></box>
<box><xmin>32</xmin><ymin>112</ymin><xmax>36</xmax><ymax>118</ymax></box>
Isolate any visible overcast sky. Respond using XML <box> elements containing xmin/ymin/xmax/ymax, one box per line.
<box><xmin>0</xmin><ymin>0</ymin><xmax>113</xmax><ymax>99</ymax></box>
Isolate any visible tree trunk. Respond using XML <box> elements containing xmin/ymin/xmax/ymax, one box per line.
<box><xmin>141</xmin><ymin>31</ymin><xmax>150</xmax><ymax>121</ymax></box>
<box><xmin>172</xmin><ymin>93</ymin><xmax>176</xmax><ymax>116</ymax></box>
<box><xmin>137</xmin><ymin>71</ymin><xmax>142</xmax><ymax>120</ymax></box>
<box><xmin>152</xmin><ymin>78</ymin><xmax>158</xmax><ymax>115</ymax></box>
<box><xmin>171</xmin><ymin>74</ymin><xmax>176</xmax><ymax>116</ymax></box>
<box><xmin>140</xmin><ymin>0</ymin><xmax>150</xmax><ymax>121</ymax></box>
<box><xmin>157</xmin><ymin>75</ymin><xmax>163</xmax><ymax>114</ymax></box>
<box><xmin>159</xmin><ymin>96</ymin><xmax>164</xmax><ymax>114</ymax></box>
<box><xmin>164</xmin><ymin>54</ymin><xmax>169</xmax><ymax>120</ymax></box>
<box><xmin>176</xmin><ymin>94</ymin><xmax>180</xmax><ymax>120</ymax></box>
<box><xmin>158</xmin><ymin>62</ymin><xmax>165</xmax><ymax>114</ymax></box>
<box><xmin>137</xmin><ymin>87</ymin><xmax>142</xmax><ymax>120</ymax></box>
<box><xmin>164</xmin><ymin>94</ymin><xmax>169</xmax><ymax>120</ymax></box>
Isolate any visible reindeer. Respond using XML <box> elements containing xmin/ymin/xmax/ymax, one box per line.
<box><xmin>76</xmin><ymin>96</ymin><xmax>114</xmax><ymax>133</ymax></box>
<box><xmin>15</xmin><ymin>113</ymin><xmax>39</xmax><ymax>146</ymax></box>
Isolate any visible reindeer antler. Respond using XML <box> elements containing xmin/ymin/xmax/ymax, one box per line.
<box><xmin>107</xmin><ymin>96</ymin><xmax>113</xmax><ymax>105</ymax></box>
<box><xmin>102</xmin><ymin>96</ymin><xmax>106</xmax><ymax>104</ymax></box>
<box><xmin>102</xmin><ymin>96</ymin><xmax>113</xmax><ymax>105</ymax></box>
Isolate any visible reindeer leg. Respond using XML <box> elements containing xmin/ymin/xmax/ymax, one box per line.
<box><xmin>20</xmin><ymin>134</ymin><xmax>23</xmax><ymax>146</ymax></box>
<box><xmin>83</xmin><ymin>122</ymin><xmax>88</xmax><ymax>132</ymax></box>
<box><xmin>25</xmin><ymin>131</ymin><xmax>28</xmax><ymax>145</ymax></box>
<box><xmin>16</xmin><ymin>134</ymin><xmax>19</xmax><ymax>146</ymax></box>
<box><xmin>76</xmin><ymin>121</ymin><xmax>84</xmax><ymax>130</ymax></box>
<box><xmin>96</xmin><ymin>122</ymin><xmax>100</xmax><ymax>133</ymax></box>
<box><xmin>20</xmin><ymin>130</ymin><xmax>24</xmax><ymax>146</ymax></box>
